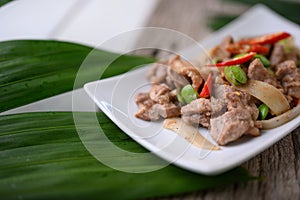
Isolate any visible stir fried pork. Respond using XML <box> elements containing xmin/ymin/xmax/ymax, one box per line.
<box><xmin>135</xmin><ymin>84</ymin><xmax>180</xmax><ymax>121</ymax></box>
<box><xmin>210</xmin><ymin>85</ymin><xmax>260</xmax><ymax>145</ymax></box>
<box><xmin>168</xmin><ymin>55</ymin><xmax>203</xmax><ymax>91</ymax></box>
<box><xmin>276</xmin><ymin>60</ymin><xmax>300</xmax><ymax>99</ymax></box>
<box><xmin>248</xmin><ymin>58</ymin><xmax>283</xmax><ymax>90</ymax></box>
<box><xmin>270</xmin><ymin>43</ymin><xmax>285</xmax><ymax>66</ymax></box>
<box><xmin>135</xmin><ymin>32</ymin><xmax>300</xmax><ymax>146</ymax></box>
<box><xmin>149</xmin><ymin>84</ymin><xmax>174</xmax><ymax>104</ymax></box>
<box><xmin>146</xmin><ymin>62</ymin><xmax>168</xmax><ymax>84</ymax></box>
<box><xmin>210</xmin><ymin>108</ymin><xmax>258</xmax><ymax>145</ymax></box>
<box><xmin>181</xmin><ymin>98</ymin><xmax>211</xmax><ymax>127</ymax></box>
<box><xmin>166</xmin><ymin>67</ymin><xmax>189</xmax><ymax>89</ymax></box>
<box><xmin>270</xmin><ymin>42</ymin><xmax>299</xmax><ymax>66</ymax></box>
<box><xmin>146</xmin><ymin>55</ymin><xmax>203</xmax><ymax>91</ymax></box>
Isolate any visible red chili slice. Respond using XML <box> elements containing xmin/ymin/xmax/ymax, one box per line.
<box><xmin>238</xmin><ymin>32</ymin><xmax>291</xmax><ymax>45</ymax></box>
<box><xmin>226</xmin><ymin>43</ymin><xmax>269</xmax><ymax>55</ymax></box>
<box><xmin>199</xmin><ymin>72</ymin><xmax>212</xmax><ymax>98</ymax></box>
<box><xmin>208</xmin><ymin>52</ymin><xmax>256</xmax><ymax>67</ymax></box>
<box><xmin>249</xmin><ymin>44</ymin><xmax>269</xmax><ymax>55</ymax></box>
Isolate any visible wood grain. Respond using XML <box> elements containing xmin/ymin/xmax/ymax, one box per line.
<box><xmin>138</xmin><ymin>0</ymin><xmax>300</xmax><ymax>199</ymax></box>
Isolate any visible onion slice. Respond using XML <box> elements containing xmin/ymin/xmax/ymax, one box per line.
<box><xmin>163</xmin><ymin>118</ymin><xmax>220</xmax><ymax>150</ymax></box>
<box><xmin>261</xmin><ymin>104</ymin><xmax>300</xmax><ymax>129</ymax></box>
<box><xmin>235</xmin><ymin>80</ymin><xmax>290</xmax><ymax>115</ymax></box>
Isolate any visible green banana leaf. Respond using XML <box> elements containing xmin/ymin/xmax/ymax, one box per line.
<box><xmin>0</xmin><ymin>0</ymin><xmax>12</xmax><ymax>7</ymax></box>
<box><xmin>0</xmin><ymin>112</ymin><xmax>255</xmax><ymax>199</ymax></box>
<box><xmin>0</xmin><ymin>40</ymin><xmax>156</xmax><ymax>112</ymax></box>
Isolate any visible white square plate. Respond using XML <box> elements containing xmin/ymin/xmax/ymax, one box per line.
<box><xmin>84</xmin><ymin>4</ymin><xmax>300</xmax><ymax>175</ymax></box>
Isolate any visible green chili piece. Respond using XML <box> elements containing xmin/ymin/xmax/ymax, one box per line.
<box><xmin>230</xmin><ymin>65</ymin><xmax>247</xmax><ymax>84</ymax></box>
<box><xmin>224</xmin><ymin>65</ymin><xmax>247</xmax><ymax>85</ymax></box>
<box><xmin>259</xmin><ymin>104</ymin><xmax>269</xmax><ymax>120</ymax></box>
<box><xmin>176</xmin><ymin>92</ymin><xmax>185</xmax><ymax>104</ymax></box>
<box><xmin>254</xmin><ymin>54</ymin><xmax>271</xmax><ymax>67</ymax></box>
<box><xmin>181</xmin><ymin>85</ymin><xmax>198</xmax><ymax>104</ymax></box>
<box><xmin>224</xmin><ymin>66</ymin><xmax>240</xmax><ymax>86</ymax></box>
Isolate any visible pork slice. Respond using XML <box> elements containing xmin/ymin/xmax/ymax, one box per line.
<box><xmin>181</xmin><ymin>98</ymin><xmax>211</xmax><ymax>127</ymax></box>
<box><xmin>285</xmin><ymin>47</ymin><xmax>299</xmax><ymax>63</ymax></box>
<box><xmin>149</xmin><ymin>84</ymin><xmax>173</xmax><ymax>104</ymax></box>
<box><xmin>248</xmin><ymin>58</ymin><xmax>283</xmax><ymax>90</ymax></box>
<box><xmin>211</xmin><ymin>82</ymin><xmax>226</xmax><ymax>99</ymax></box>
<box><xmin>167</xmin><ymin>55</ymin><xmax>203</xmax><ymax>91</ymax></box>
<box><xmin>270</xmin><ymin>43</ymin><xmax>285</xmax><ymax>66</ymax></box>
<box><xmin>248</xmin><ymin>58</ymin><xmax>269</xmax><ymax>80</ymax></box>
<box><xmin>276</xmin><ymin>60</ymin><xmax>300</xmax><ymax>99</ymax></box>
<box><xmin>135</xmin><ymin>106</ymin><xmax>153</xmax><ymax>121</ymax></box>
<box><xmin>134</xmin><ymin>93</ymin><xmax>155</xmax><ymax>121</ymax></box>
<box><xmin>210</xmin><ymin>97</ymin><xmax>227</xmax><ymax>118</ymax></box>
<box><xmin>209</xmin><ymin>84</ymin><xmax>260</xmax><ymax>145</ymax></box>
<box><xmin>182</xmin><ymin>114</ymin><xmax>211</xmax><ymax>128</ymax></box>
<box><xmin>225</xmin><ymin>86</ymin><xmax>250</xmax><ymax>110</ymax></box>
<box><xmin>166</xmin><ymin>67</ymin><xmax>189</xmax><ymax>90</ymax></box>
<box><xmin>210</xmin><ymin>108</ymin><xmax>259</xmax><ymax>145</ymax></box>
<box><xmin>135</xmin><ymin>93</ymin><xmax>153</xmax><ymax>107</ymax></box>
<box><xmin>149</xmin><ymin>103</ymin><xmax>180</xmax><ymax>120</ymax></box>
<box><xmin>135</xmin><ymin>102</ymin><xmax>180</xmax><ymax>121</ymax></box>
<box><xmin>276</xmin><ymin>60</ymin><xmax>298</xmax><ymax>78</ymax></box>
<box><xmin>147</xmin><ymin>62</ymin><xmax>168</xmax><ymax>84</ymax></box>
<box><xmin>135</xmin><ymin>83</ymin><xmax>180</xmax><ymax>121</ymax></box>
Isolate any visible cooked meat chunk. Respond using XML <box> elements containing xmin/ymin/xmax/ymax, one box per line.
<box><xmin>248</xmin><ymin>58</ymin><xmax>283</xmax><ymax>90</ymax></box>
<box><xmin>270</xmin><ymin>43</ymin><xmax>285</xmax><ymax>66</ymax></box>
<box><xmin>210</xmin><ymin>108</ymin><xmax>260</xmax><ymax>145</ymax></box>
<box><xmin>135</xmin><ymin>103</ymin><xmax>180</xmax><ymax>121</ymax></box>
<box><xmin>147</xmin><ymin>55</ymin><xmax>203</xmax><ymax>91</ymax></box>
<box><xmin>135</xmin><ymin>93</ymin><xmax>155</xmax><ymax>108</ymax></box>
<box><xmin>248</xmin><ymin>59</ymin><xmax>269</xmax><ymax>80</ymax></box>
<box><xmin>210</xmin><ymin>85</ymin><xmax>260</xmax><ymax>145</ymax></box>
<box><xmin>286</xmin><ymin>47</ymin><xmax>299</xmax><ymax>64</ymax></box>
<box><xmin>270</xmin><ymin>43</ymin><xmax>299</xmax><ymax>67</ymax></box>
<box><xmin>135</xmin><ymin>83</ymin><xmax>180</xmax><ymax>121</ymax></box>
<box><xmin>210</xmin><ymin>97</ymin><xmax>227</xmax><ymax>118</ymax></box>
<box><xmin>225</xmin><ymin>87</ymin><xmax>249</xmax><ymax>110</ymax></box>
<box><xmin>168</xmin><ymin>55</ymin><xmax>203</xmax><ymax>91</ymax></box>
<box><xmin>181</xmin><ymin>98</ymin><xmax>211</xmax><ymax>127</ymax></box>
<box><xmin>148</xmin><ymin>104</ymin><xmax>180</xmax><ymax>120</ymax></box>
<box><xmin>211</xmin><ymin>81</ymin><xmax>226</xmax><ymax>99</ymax></box>
<box><xmin>166</xmin><ymin>67</ymin><xmax>189</xmax><ymax>89</ymax></box>
<box><xmin>135</xmin><ymin>106</ymin><xmax>152</xmax><ymax>121</ymax></box>
<box><xmin>181</xmin><ymin>67</ymin><xmax>203</xmax><ymax>91</ymax></box>
<box><xmin>146</xmin><ymin>62</ymin><xmax>168</xmax><ymax>84</ymax></box>
<box><xmin>225</xmin><ymin>86</ymin><xmax>259</xmax><ymax>119</ymax></box>
<box><xmin>276</xmin><ymin>60</ymin><xmax>300</xmax><ymax>99</ymax></box>
<box><xmin>149</xmin><ymin>84</ymin><xmax>174</xmax><ymax>104</ymax></box>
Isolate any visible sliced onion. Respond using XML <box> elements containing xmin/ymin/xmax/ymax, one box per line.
<box><xmin>163</xmin><ymin>118</ymin><xmax>220</xmax><ymax>150</ymax></box>
<box><xmin>235</xmin><ymin>80</ymin><xmax>290</xmax><ymax>116</ymax></box>
<box><xmin>261</xmin><ymin>104</ymin><xmax>300</xmax><ymax>129</ymax></box>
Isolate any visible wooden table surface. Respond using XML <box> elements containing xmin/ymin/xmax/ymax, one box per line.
<box><xmin>138</xmin><ymin>0</ymin><xmax>300</xmax><ymax>199</ymax></box>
